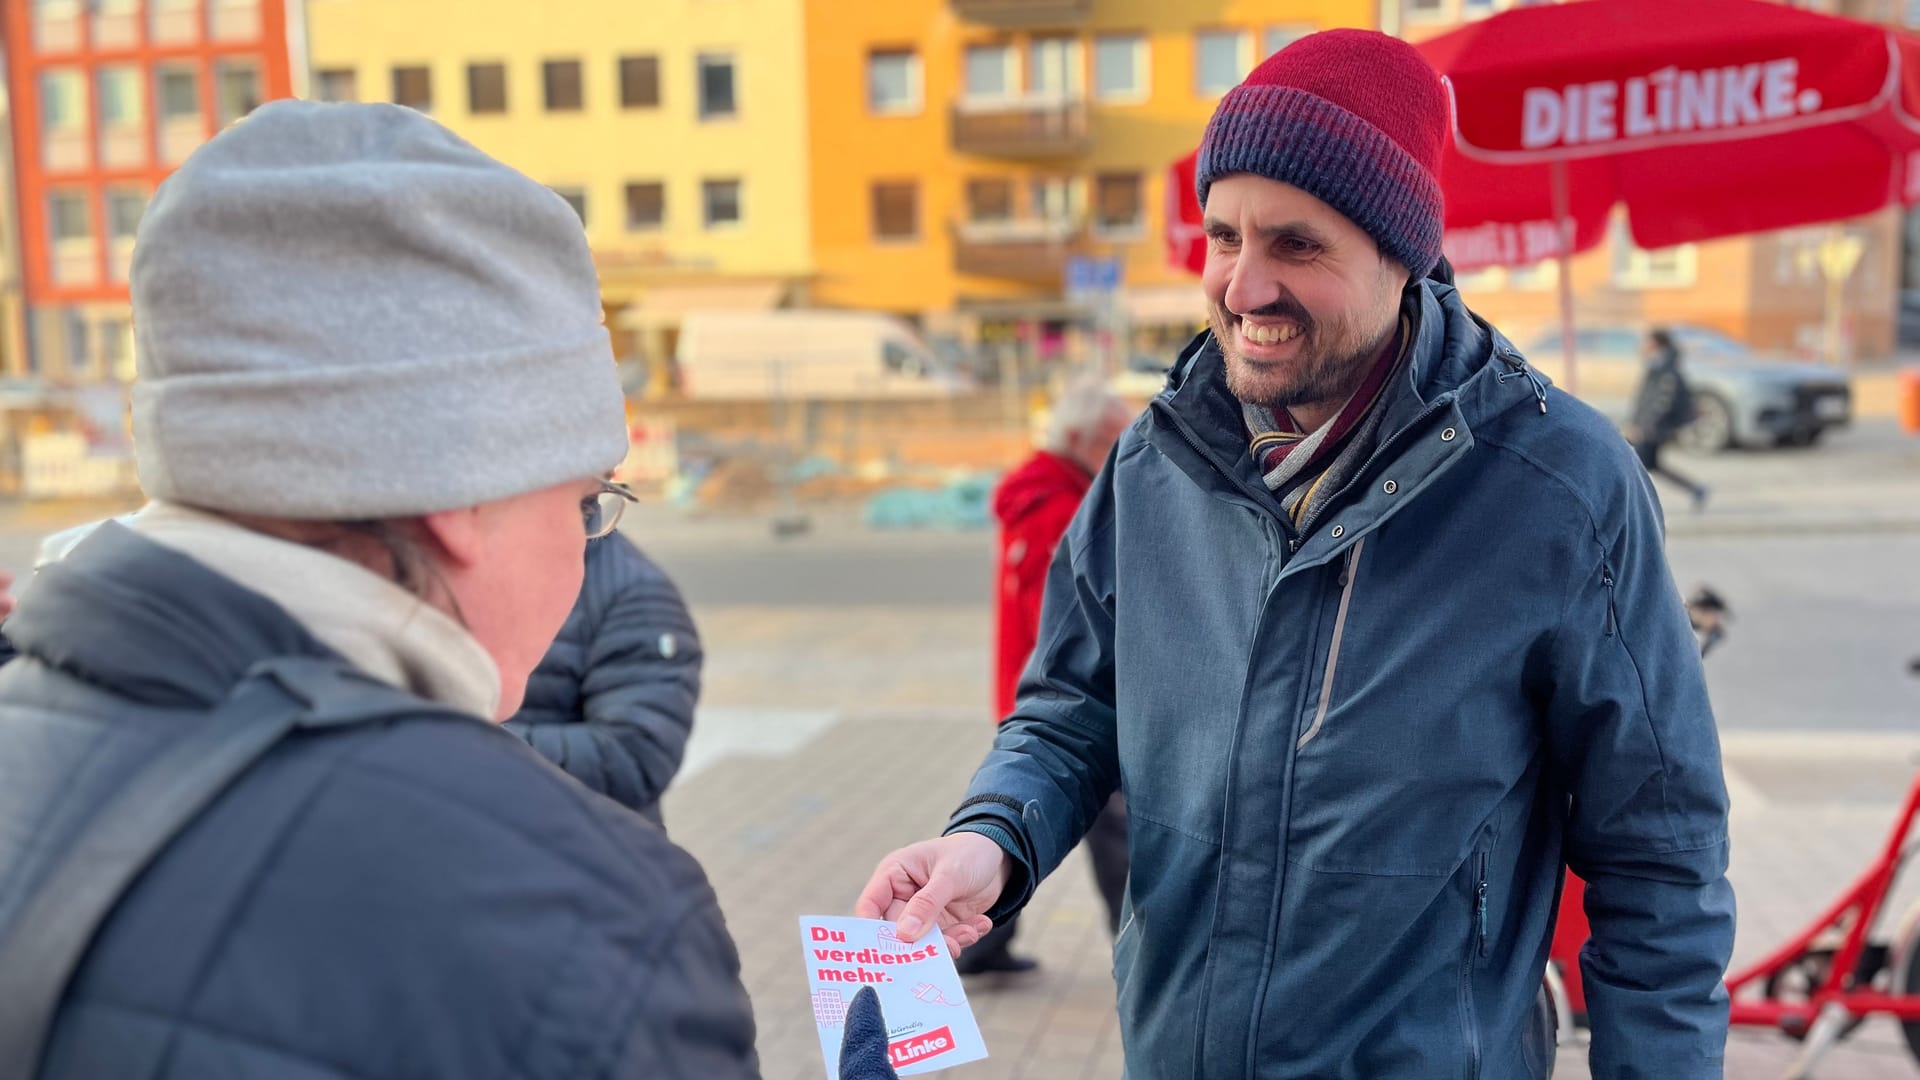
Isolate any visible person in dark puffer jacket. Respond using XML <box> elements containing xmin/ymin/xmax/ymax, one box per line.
<box><xmin>0</xmin><ymin>101</ymin><xmax>768</xmax><ymax>1080</ymax></box>
<box><xmin>506</xmin><ymin>531</ymin><xmax>699</xmax><ymax>824</ymax></box>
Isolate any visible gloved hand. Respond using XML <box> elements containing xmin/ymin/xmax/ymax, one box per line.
<box><xmin>837</xmin><ymin>986</ymin><xmax>900</xmax><ymax>1080</ymax></box>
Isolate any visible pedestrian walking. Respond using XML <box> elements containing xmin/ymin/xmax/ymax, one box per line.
<box><xmin>1630</xmin><ymin>328</ymin><xmax>1711</xmax><ymax>511</ymax></box>
<box><xmin>858</xmin><ymin>31</ymin><xmax>1732</xmax><ymax>1079</ymax></box>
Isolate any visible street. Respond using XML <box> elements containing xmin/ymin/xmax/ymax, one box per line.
<box><xmin>0</xmin><ymin>422</ymin><xmax>1917</xmax><ymax>1078</ymax></box>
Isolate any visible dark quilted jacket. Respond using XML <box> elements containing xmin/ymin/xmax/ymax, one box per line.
<box><xmin>0</xmin><ymin>525</ymin><xmax>760</xmax><ymax>1079</ymax></box>
<box><xmin>506</xmin><ymin>534</ymin><xmax>699</xmax><ymax>823</ymax></box>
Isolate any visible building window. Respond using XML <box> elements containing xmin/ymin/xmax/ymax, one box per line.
<box><xmin>103</xmin><ymin>318</ymin><xmax>133</xmax><ymax>382</ymax></box>
<box><xmin>215</xmin><ymin>62</ymin><xmax>261</xmax><ymax>126</ymax></box>
<box><xmin>552</xmin><ymin>187</ymin><xmax>587</xmax><ymax>226</ymax></box>
<box><xmin>50</xmin><ymin>192</ymin><xmax>90</xmax><ymax>243</ymax></box>
<box><xmin>108</xmin><ymin>189</ymin><xmax>144</xmax><ymax>281</ymax></box>
<box><xmin>1031</xmin><ymin>177</ymin><xmax>1079</xmax><ymax>225</ymax></box>
<box><xmin>315</xmin><ymin>68</ymin><xmax>358</xmax><ymax>103</ymax></box>
<box><xmin>1094</xmin><ymin>35</ymin><xmax>1148</xmax><ymax>104</ymax></box>
<box><xmin>209</xmin><ymin>0</ymin><xmax>261</xmax><ymax>42</ymax></box>
<box><xmin>625</xmin><ymin>181</ymin><xmax>665</xmax><ymax>230</ymax></box>
<box><xmin>964</xmin><ymin>44</ymin><xmax>1017</xmax><ymax>102</ymax></box>
<box><xmin>1610</xmin><ymin>219</ymin><xmax>1697</xmax><ymax>289</ymax></box>
<box><xmin>468</xmin><ymin>62</ymin><xmax>507</xmax><ymax>114</ymax></box>
<box><xmin>1463</xmin><ymin>0</ymin><xmax>1496</xmax><ymax>17</ymax></box>
<box><xmin>98</xmin><ymin>67</ymin><xmax>144</xmax><ymax>128</ymax></box>
<box><xmin>698</xmin><ymin>54</ymin><xmax>736</xmax><ymax>119</ymax></box>
<box><xmin>702</xmin><ymin>179</ymin><xmax>742</xmax><ymax>228</ymax></box>
<box><xmin>1028</xmin><ymin>37</ymin><xmax>1084</xmax><ymax>100</ymax></box>
<box><xmin>66</xmin><ymin>310</ymin><xmax>92</xmax><ymax>378</ymax></box>
<box><xmin>40</xmin><ymin>69</ymin><xmax>87</xmax><ymax>133</ymax></box>
<box><xmin>1406</xmin><ymin>0</ymin><xmax>1450</xmax><ymax>20</ymax></box>
<box><xmin>149</xmin><ymin>0</ymin><xmax>196</xmax><ymax>45</ymax></box>
<box><xmin>871</xmin><ymin>181</ymin><xmax>919</xmax><ymax>241</ymax></box>
<box><xmin>544</xmin><ymin>59</ymin><xmax>583</xmax><ymax>112</ymax></box>
<box><xmin>108</xmin><ymin>190</ymin><xmax>145</xmax><ymax>240</ymax></box>
<box><xmin>48</xmin><ymin>192</ymin><xmax>94</xmax><ymax>285</ymax></box>
<box><xmin>32</xmin><ymin>0</ymin><xmax>84</xmax><ymax>53</ymax></box>
<box><xmin>620</xmin><ymin>56</ymin><xmax>660</xmax><ymax>108</ymax></box>
<box><xmin>1195</xmin><ymin>30</ymin><xmax>1251</xmax><ymax>95</ymax></box>
<box><xmin>1265</xmin><ymin>25</ymin><xmax>1314</xmax><ymax>57</ymax></box>
<box><xmin>1094</xmin><ymin>174</ymin><xmax>1144</xmax><ymax>237</ymax></box>
<box><xmin>157</xmin><ymin>68</ymin><xmax>200</xmax><ymax>120</ymax></box>
<box><xmin>966</xmin><ymin>178</ymin><xmax>1014</xmax><ymax>224</ymax></box>
<box><xmin>392</xmin><ymin>66</ymin><xmax>433</xmax><ymax>113</ymax></box>
<box><xmin>868</xmin><ymin>49</ymin><xmax>922</xmax><ymax>116</ymax></box>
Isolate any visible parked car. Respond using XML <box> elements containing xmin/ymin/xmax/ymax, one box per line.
<box><xmin>1521</xmin><ymin>325</ymin><xmax>1852</xmax><ymax>451</ymax></box>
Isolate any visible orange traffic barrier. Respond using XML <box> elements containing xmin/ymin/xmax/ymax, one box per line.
<box><xmin>1902</xmin><ymin>368</ymin><xmax>1920</xmax><ymax>435</ymax></box>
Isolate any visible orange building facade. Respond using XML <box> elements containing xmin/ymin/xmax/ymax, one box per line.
<box><xmin>1</xmin><ymin>0</ymin><xmax>294</xmax><ymax>380</ymax></box>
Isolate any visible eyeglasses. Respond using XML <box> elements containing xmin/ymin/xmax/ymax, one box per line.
<box><xmin>583</xmin><ymin>478</ymin><xmax>639</xmax><ymax>540</ymax></box>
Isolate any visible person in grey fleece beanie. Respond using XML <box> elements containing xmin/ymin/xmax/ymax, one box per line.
<box><xmin>131</xmin><ymin>98</ymin><xmax>628</xmax><ymax>518</ymax></box>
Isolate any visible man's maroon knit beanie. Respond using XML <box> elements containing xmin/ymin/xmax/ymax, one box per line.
<box><xmin>1196</xmin><ymin>29</ymin><xmax>1449</xmax><ymax>278</ymax></box>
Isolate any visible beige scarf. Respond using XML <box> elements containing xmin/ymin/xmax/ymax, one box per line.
<box><xmin>127</xmin><ymin>501</ymin><xmax>502</xmax><ymax>720</ymax></box>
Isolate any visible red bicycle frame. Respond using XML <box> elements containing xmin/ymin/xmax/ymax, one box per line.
<box><xmin>1725</xmin><ymin>771</ymin><xmax>1920</xmax><ymax>1030</ymax></box>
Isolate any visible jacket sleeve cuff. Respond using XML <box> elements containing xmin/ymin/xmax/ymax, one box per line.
<box><xmin>944</xmin><ymin>817</ymin><xmax>1036</xmax><ymax>923</ymax></box>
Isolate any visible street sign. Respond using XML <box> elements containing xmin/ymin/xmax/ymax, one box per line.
<box><xmin>1066</xmin><ymin>256</ymin><xmax>1123</xmax><ymax>300</ymax></box>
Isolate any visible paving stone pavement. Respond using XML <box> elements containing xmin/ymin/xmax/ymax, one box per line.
<box><xmin>661</xmin><ymin>604</ymin><xmax>1920</xmax><ymax>1080</ymax></box>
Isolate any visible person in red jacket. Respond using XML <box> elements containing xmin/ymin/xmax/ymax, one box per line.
<box><xmin>959</xmin><ymin>378</ymin><xmax>1136</xmax><ymax>977</ymax></box>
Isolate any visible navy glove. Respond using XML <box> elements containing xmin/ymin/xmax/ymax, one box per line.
<box><xmin>837</xmin><ymin>986</ymin><xmax>900</xmax><ymax>1080</ymax></box>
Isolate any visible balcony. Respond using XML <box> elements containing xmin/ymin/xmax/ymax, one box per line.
<box><xmin>951</xmin><ymin>0</ymin><xmax>1090</xmax><ymax>28</ymax></box>
<box><xmin>951</xmin><ymin>98</ymin><xmax>1089</xmax><ymax>158</ymax></box>
<box><xmin>952</xmin><ymin>220</ymin><xmax>1082</xmax><ymax>282</ymax></box>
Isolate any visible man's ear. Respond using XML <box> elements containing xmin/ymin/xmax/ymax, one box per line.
<box><xmin>418</xmin><ymin>507</ymin><xmax>484</xmax><ymax>570</ymax></box>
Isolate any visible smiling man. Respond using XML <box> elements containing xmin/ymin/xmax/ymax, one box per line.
<box><xmin>857</xmin><ymin>30</ymin><xmax>1734</xmax><ymax>1079</ymax></box>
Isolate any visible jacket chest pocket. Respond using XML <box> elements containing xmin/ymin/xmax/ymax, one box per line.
<box><xmin>1281</xmin><ymin>537</ymin><xmax>1524</xmax><ymax>878</ymax></box>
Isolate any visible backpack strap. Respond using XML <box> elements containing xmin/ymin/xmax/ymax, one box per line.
<box><xmin>0</xmin><ymin>656</ymin><xmax>456</xmax><ymax>1079</ymax></box>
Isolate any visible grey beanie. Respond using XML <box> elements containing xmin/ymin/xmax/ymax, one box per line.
<box><xmin>131</xmin><ymin>99</ymin><xmax>628</xmax><ymax>519</ymax></box>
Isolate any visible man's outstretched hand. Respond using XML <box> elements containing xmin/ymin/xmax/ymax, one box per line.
<box><xmin>855</xmin><ymin>832</ymin><xmax>1012</xmax><ymax>955</ymax></box>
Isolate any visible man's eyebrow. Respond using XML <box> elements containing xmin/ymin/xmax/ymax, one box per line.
<box><xmin>1200</xmin><ymin>217</ymin><xmax>1332</xmax><ymax>246</ymax></box>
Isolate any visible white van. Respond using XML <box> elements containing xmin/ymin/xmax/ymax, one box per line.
<box><xmin>674</xmin><ymin>310</ymin><xmax>961</xmax><ymax>401</ymax></box>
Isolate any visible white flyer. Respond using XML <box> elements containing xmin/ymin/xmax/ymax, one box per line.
<box><xmin>799</xmin><ymin>915</ymin><xmax>989</xmax><ymax>1079</ymax></box>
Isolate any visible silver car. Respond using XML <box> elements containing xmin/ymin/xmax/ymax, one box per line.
<box><xmin>1522</xmin><ymin>325</ymin><xmax>1852</xmax><ymax>451</ymax></box>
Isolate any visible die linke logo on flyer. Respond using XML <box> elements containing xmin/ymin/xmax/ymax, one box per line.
<box><xmin>1515</xmin><ymin>58</ymin><xmax>1832</xmax><ymax>151</ymax></box>
<box><xmin>889</xmin><ymin>1026</ymin><xmax>957</xmax><ymax>1068</ymax></box>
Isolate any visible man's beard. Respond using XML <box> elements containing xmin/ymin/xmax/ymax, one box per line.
<box><xmin>1213</xmin><ymin>287</ymin><xmax>1399</xmax><ymax>413</ymax></box>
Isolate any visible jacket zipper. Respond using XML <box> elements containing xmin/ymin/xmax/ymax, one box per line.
<box><xmin>1474</xmin><ymin>851</ymin><xmax>1490</xmax><ymax>959</ymax></box>
<box><xmin>1297</xmin><ymin>537</ymin><xmax>1364</xmax><ymax>750</ymax></box>
<box><xmin>1462</xmin><ymin>849</ymin><xmax>1489</xmax><ymax>1080</ymax></box>
<box><xmin>1601</xmin><ymin>567</ymin><xmax>1618</xmax><ymax>637</ymax></box>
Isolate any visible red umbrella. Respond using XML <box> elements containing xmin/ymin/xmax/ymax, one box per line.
<box><xmin>1165</xmin><ymin>0</ymin><xmax>1920</xmax><ymax>386</ymax></box>
<box><xmin>1425</xmin><ymin>0</ymin><xmax>1920</xmax><ymax>270</ymax></box>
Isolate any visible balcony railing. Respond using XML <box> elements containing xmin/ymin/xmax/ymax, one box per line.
<box><xmin>950</xmin><ymin>0</ymin><xmax>1091</xmax><ymax>28</ymax></box>
<box><xmin>952</xmin><ymin>220</ymin><xmax>1082</xmax><ymax>281</ymax></box>
<box><xmin>951</xmin><ymin>97</ymin><xmax>1089</xmax><ymax>158</ymax></box>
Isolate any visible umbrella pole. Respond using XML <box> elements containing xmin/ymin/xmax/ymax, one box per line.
<box><xmin>1551</xmin><ymin>158</ymin><xmax>1577</xmax><ymax>396</ymax></box>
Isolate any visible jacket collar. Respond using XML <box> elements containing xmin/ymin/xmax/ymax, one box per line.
<box><xmin>1145</xmin><ymin>281</ymin><xmax>1551</xmax><ymax>558</ymax></box>
<box><xmin>7</xmin><ymin>523</ymin><xmax>338</xmax><ymax>709</ymax></box>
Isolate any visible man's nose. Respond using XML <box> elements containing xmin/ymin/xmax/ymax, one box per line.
<box><xmin>1223</xmin><ymin>253</ymin><xmax>1282</xmax><ymax>318</ymax></box>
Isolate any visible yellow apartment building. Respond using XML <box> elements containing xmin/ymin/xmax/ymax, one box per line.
<box><xmin>804</xmin><ymin>0</ymin><xmax>1373</xmax><ymax>370</ymax></box>
<box><xmin>302</xmin><ymin>0</ymin><xmax>814</xmax><ymax>379</ymax></box>
<box><xmin>1396</xmin><ymin>0</ymin><xmax>1904</xmax><ymax>362</ymax></box>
